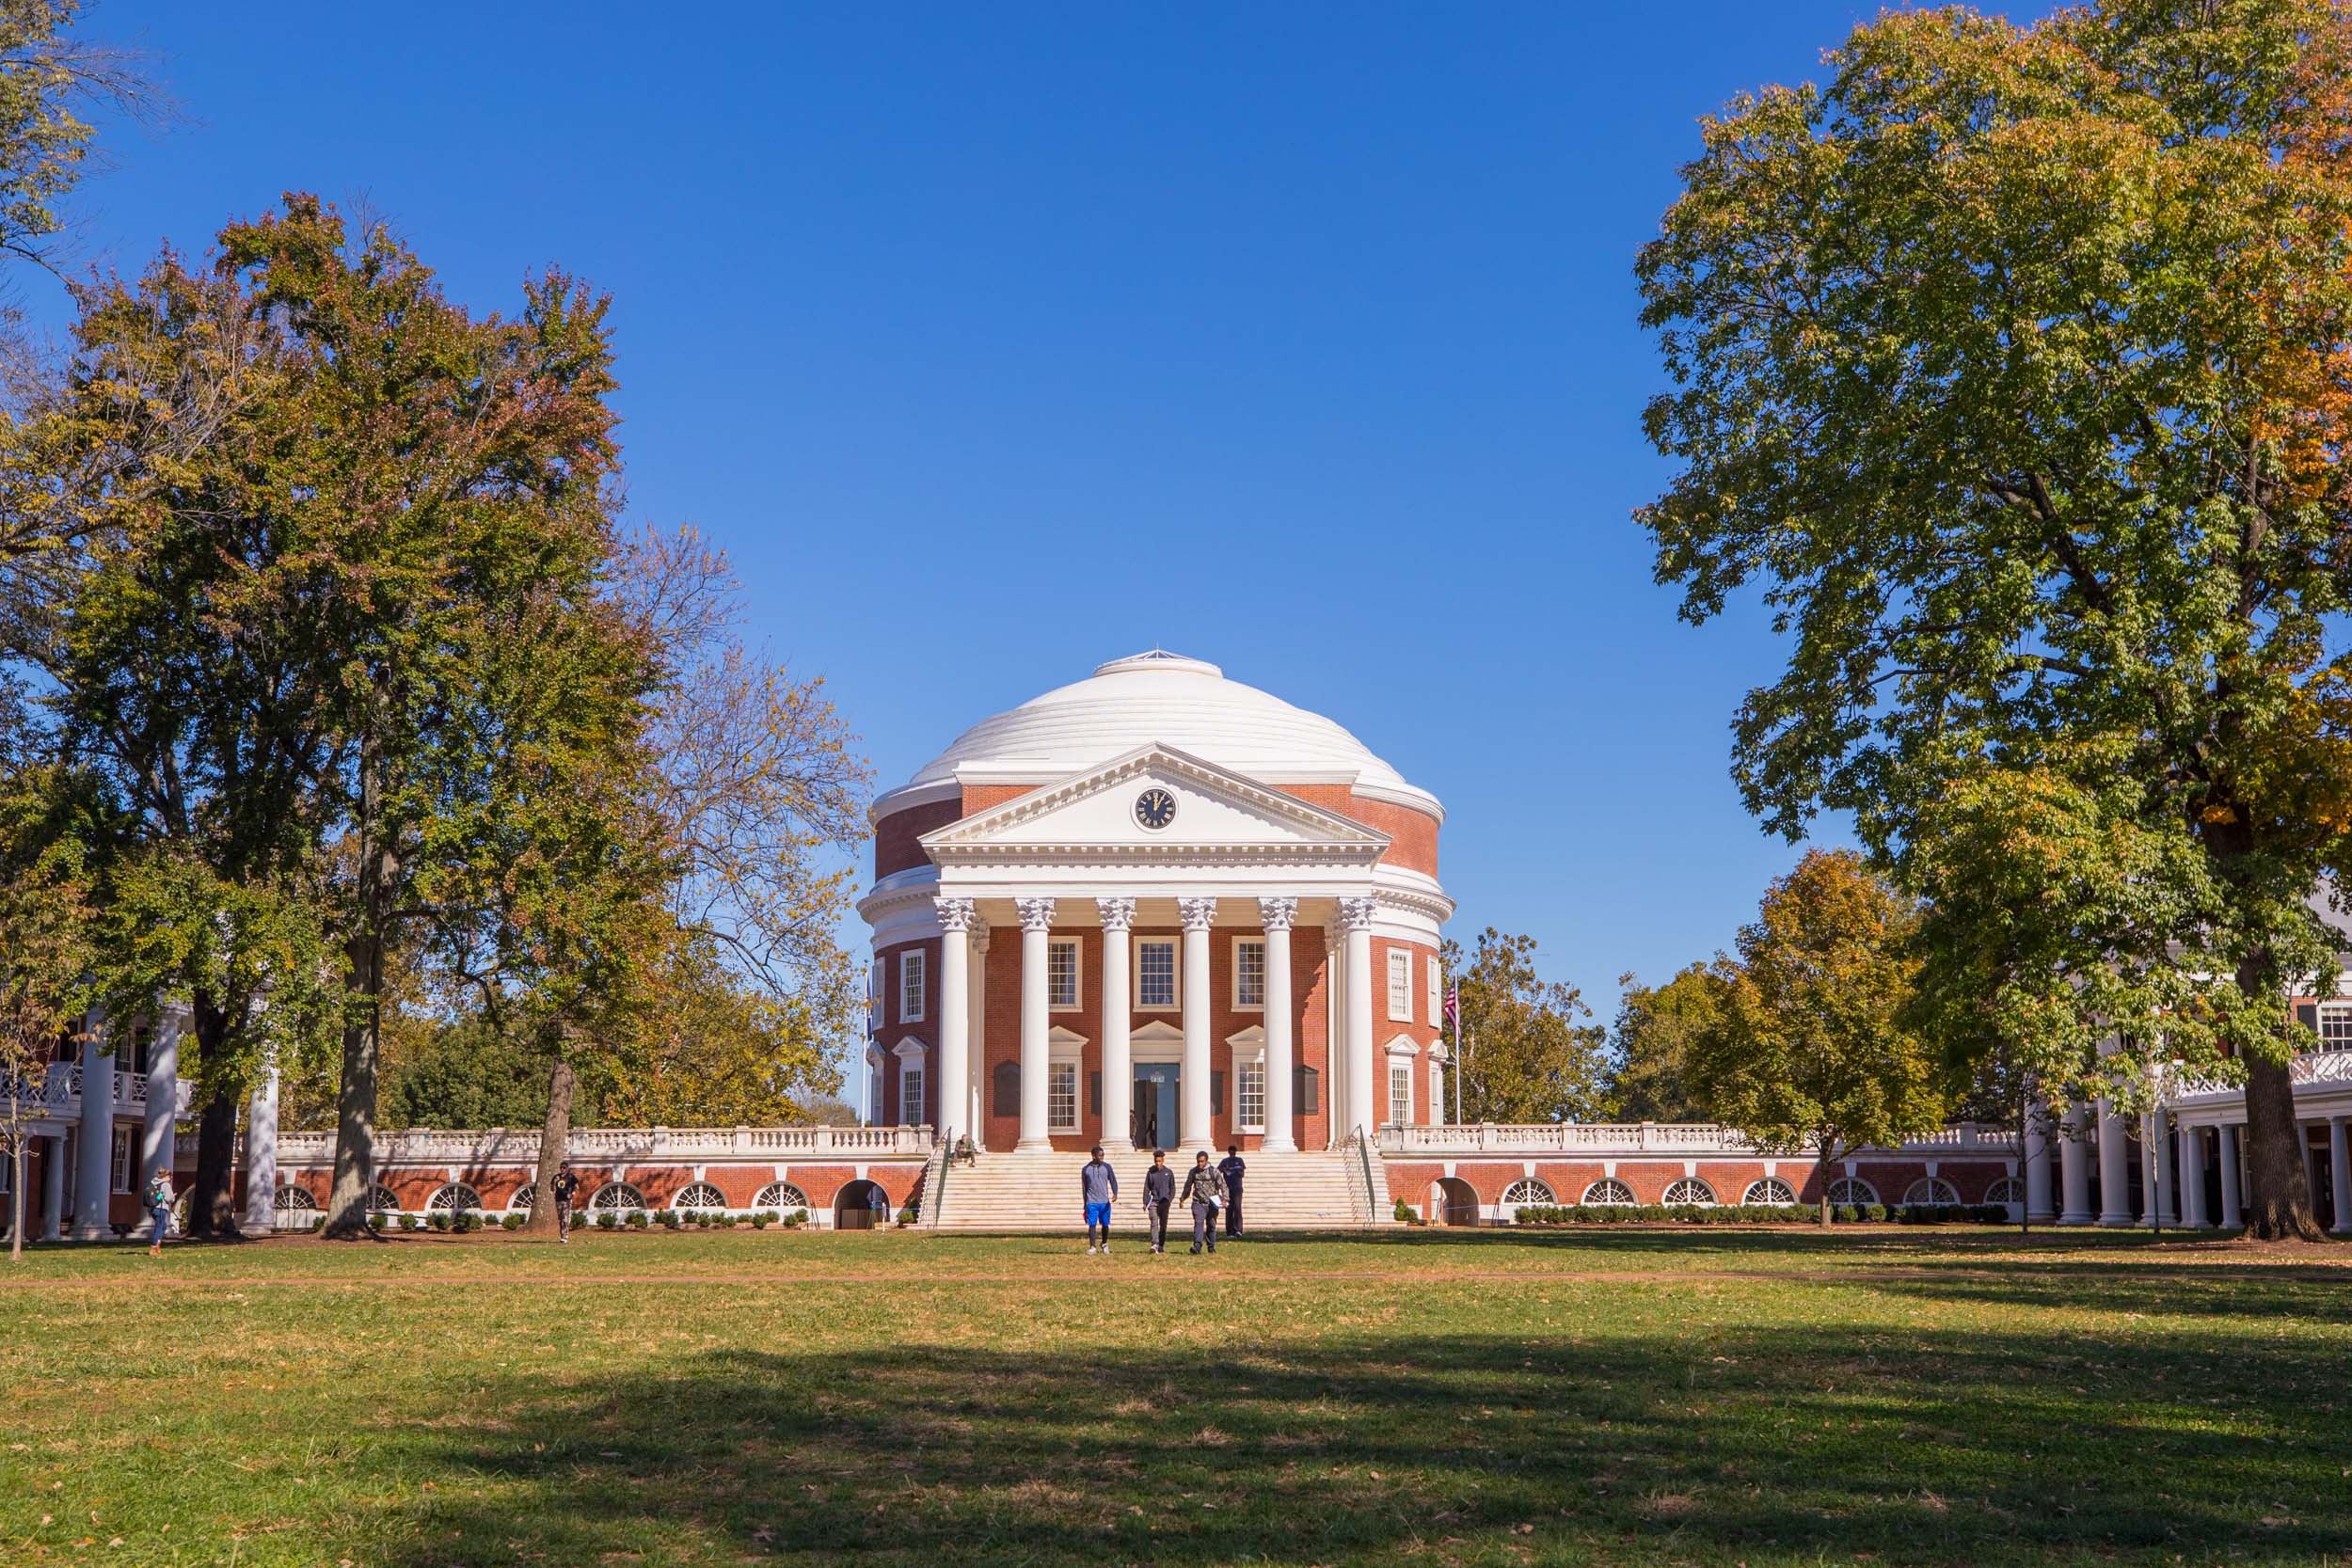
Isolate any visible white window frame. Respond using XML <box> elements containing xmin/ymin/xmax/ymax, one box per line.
<box><xmin>898</xmin><ymin>949</ymin><xmax>928</xmax><ymax>1024</ymax></box>
<box><xmin>1426</xmin><ymin>956</ymin><xmax>1440</xmax><ymax>1026</ymax></box>
<box><xmin>1046</xmin><ymin>1059</ymin><xmax>1080</xmax><ymax>1133</ymax></box>
<box><xmin>1388</xmin><ymin>1058</ymin><xmax>1413</xmax><ymax>1127</ymax></box>
<box><xmin>1047</xmin><ymin>937</ymin><xmax>1083</xmax><ymax>1013</ymax></box>
<box><xmin>898</xmin><ymin>1056</ymin><xmax>926</xmax><ymax>1126</ymax></box>
<box><xmin>110</xmin><ymin>1126</ymin><xmax>132</xmax><ymax>1193</ymax></box>
<box><xmin>2318</xmin><ymin>1000</ymin><xmax>2352</xmax><ymax>1044</ymax></box>
<box><xmin>1232</xmin><ymin>936</ymin><xmax>1266</xmax><ymax>1011</ymax></box>
<box><xmin>1387</xmin><ymin>949</ymin><xmax>1412</xmax><ymax>1022</ymax></box>
<box><xmin>1135</xmin><ymin>937</ymin><xmax>1179</xmax><ymax>1012</ymax></box>
<box><xmin>1235</xmin><ymin>1054</ymin><xmax>1266</xmax><ymax>1133</ymax></box>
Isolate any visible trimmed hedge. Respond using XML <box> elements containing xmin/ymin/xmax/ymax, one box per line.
<box><xmin>1513</xmin><ymin>1201</ymin><xmax>2010</xmax><ymax>1226</ymax></box>
<box><xmin>1515</xmin><ymin>1212</ymin><xmax>2013</xmax><ymax>1231</ymax></box>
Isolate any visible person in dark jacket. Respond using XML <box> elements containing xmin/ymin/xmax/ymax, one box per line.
<box><xmin>1178</xmin><ymin>1151</ymin><xmax>1227</xmax><ymax>1254</ymax></box>
<box><xmin>1217</xmin><ymin>1144</ymin><xmax>1247</xmax><ymax>1238</ymax></box>
<box><xmin>1139</xmin><ymin>1148</ymin><xmax>1175</xmax><ymax>1253</ymax></box>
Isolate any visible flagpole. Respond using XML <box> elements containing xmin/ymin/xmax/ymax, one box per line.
<box><xmin>1451</xmin><ymin>989</ymin><xmax>1463</xmax><ymax>1124</ymax></box>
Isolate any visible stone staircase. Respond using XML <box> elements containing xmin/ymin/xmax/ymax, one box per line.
<box><xmin>924</xmin><ymin>1142</ymin><xmax>1391</xmax><ymax>1232</ymax></box>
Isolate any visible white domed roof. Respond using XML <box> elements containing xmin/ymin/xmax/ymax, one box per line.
<box><xmin>888</xmin><ymin>651</ymin><xmax>1439</xmax><ymax>817</ymax></box>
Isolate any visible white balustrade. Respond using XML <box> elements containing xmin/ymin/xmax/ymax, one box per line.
<box><xmin>1375</xmin><ymin>1121</ymin><xmax>2016</xmax><ymax>1157</ymax></box>
<box><xmin>270</xmin><ymin>1123</ymin><xmax>939</xmax><ymax>1168</ymax></box>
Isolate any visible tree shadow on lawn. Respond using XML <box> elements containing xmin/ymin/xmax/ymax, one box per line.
<box><xmin>368</xmin><ymin>1316</ymin><xmax>2350</xmax><ymax>1565</ymax></box>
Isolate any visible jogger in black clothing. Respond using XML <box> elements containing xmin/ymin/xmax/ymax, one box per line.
<box><xmin>1217</xmin><ymin>1145</ymin><xmax>1247</xmax><ymax>1237</ymax></box>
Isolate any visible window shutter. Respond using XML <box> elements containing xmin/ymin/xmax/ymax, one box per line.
<box><xmin>2297</xmin><ymin>1003</ymin><xmax>2320</xmax><ymax>1033</ymax></box>
<box><xmin>1089</xmin><ymin>1072</ymin><xmax>1101</xmax><ymax>1116</ymax></box>
<box><xmin>992</xmin><ymin>1061</ymin><xmax>1019</xmax><ymax>1118</ymax></box>
<box><xmin>1211</xmin><ymin>1070</ymin><xmax>1226</xmax><ymax>1117</ymax></box>
<box><xmin>1295</xmin><ymin>1065</ymin><xmax>1318</xmax><ymax>1115</ymax></box>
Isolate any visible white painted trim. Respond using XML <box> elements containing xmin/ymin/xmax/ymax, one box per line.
<box><xmin>1386</xmin><ymin>948</ymin><xmax>1413</xmax><ymax>1022</ymax></box>
<box><xmin>1134</xmin><ymin>934</ymin><xmax>1181</xmax><ymax>1013</ymax></box>
<box><xmin>1047</xmin><ymin>935</ymin><xmax>1084</xmax><ymax>1014</ymax></box>
<box><xmin>898</xmin><ymin>949</ymin><xmax>928</xmax><ymax>1024</ymax></box>
<box><xmin>1231</xmin><ymin>933</ymin><xmax>1267</xmax><ymax>1012</ymax></box>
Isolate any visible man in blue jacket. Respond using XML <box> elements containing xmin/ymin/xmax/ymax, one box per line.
<box><xmin>1217</xmin><ymin>1145</ymin><xmax>1248</xmax><ymax>1238</ymax></box>
<box><xmin>1081</xmin><ymin>1145</ymin><xmax>1119</xmax><ymax>1254</ymax></box>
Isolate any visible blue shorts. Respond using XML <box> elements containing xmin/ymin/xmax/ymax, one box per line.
<box><xmin>1084</xmin><ymin>1201</ymin><xmax>1113</xmax><ymax>1227</ymax></box>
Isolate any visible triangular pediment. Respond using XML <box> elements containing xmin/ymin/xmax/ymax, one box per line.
<box><xmin>919</xmin><ymin>744</ymin><xmax>1389</xmax><ymax>861</ymax></box>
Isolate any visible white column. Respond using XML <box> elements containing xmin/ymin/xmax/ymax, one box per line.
<box><xmin>967</xmin><ymin>924</ymin><xmax>990</xmax><ymax>1146</ymax></box>
<box><xmin>72</xmin><ymin>1029</ymin><xmax>115</xmax><ymax>1238</ymax></box>
<box><xmin>934</xmin><ymin>898</ymin><xmax>975</xmax><ymax>1148</ymax></box>
<box><xmin>2330</xmin><ymin>1117</ymin><xmax>2352</xmax><ymax>1236</ymax></box>
<box><xmin>40</xmin><ymin>1132</ymin><xmax>65</xmax><ymax>1239</ymax></box>
<box><xmin>2179</xmin><ymin>1121</ymin><xmax>2208</xmax><ymax>1228</ymax></box>
<box><xmin>1324</xmin><ymin>919</ymin><xmax>1347</xmax><ymax>1146</ymax></box>
<box><xmin>242</xmin><ymin>1064</ymin><xmax>279</xmax><ymax>1233</ymax></box>
<box><xmin>139</xmin><ymin>1013</ymin><xmax>180</xmax><ymax>1196</ymax></box>
<box><xmin>1178</xmin><ymin>897</ymin><xmax>1216</xmax><ymax>1151</ymax></box>
<box><xmin>1098</xmin><ymin>898</ymin><xmax>1136</xmax><ymax>1152</ymax></box>
<box><xmin>2217</xmin><ymin>1124</ymin><xmax>2244</xmax><ymax>1228</ymax></box>
<box><xmin>2096</xmin><ymin>1097</ymin><xmax>2132</xmax><ymax>1226</ymax></box>
<box><xmin>2058</xmin><ymin>1105</ymin><xmax>2093</xmax><ymax>1226</ymax></box>
<box><xmin>2024</xmin><ymin>1104</ymin><xmax>2056</xmax><ymax>1223</ymax></box>
<box><xmin>1259</xmin><ymin>897</ymin><xmax>1297</xmax><ymax>1153</ymax></box>
<box><xmin>1340</xmin><ymin>896</ymin><xmax>1377</xmax><ymax>1141</ymax></box>
<box><xmin>1015</xmin><ymin>898</ymin><xmax>1057</xmax><ymax>1150</ymax></box>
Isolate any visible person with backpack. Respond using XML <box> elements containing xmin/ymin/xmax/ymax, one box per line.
<box><xmin>143</xmin><ymin>1167</ymin><xmax>174</xmax><ymax>1258</ymax></box>
<box><xmin>1179</xmin><ymin>1150</ymin><xmax>1227</xmax><ymax>1255</ymax></box>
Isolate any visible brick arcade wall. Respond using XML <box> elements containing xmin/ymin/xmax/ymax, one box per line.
<box><xmin>1385</xmin><ymin>1157</ymin><xmax>2015</xmax><ymax>1211</ymax></box>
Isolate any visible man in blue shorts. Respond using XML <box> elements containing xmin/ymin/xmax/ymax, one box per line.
<box><xmin>1081</xmin><ymin>1144</ymin><xmax>1119</xmax><ymax>1255</ymax></box>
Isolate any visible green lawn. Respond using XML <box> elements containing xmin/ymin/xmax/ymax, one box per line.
<box><xmin>4</xmin><ymin>1227</ymin><xmax>2346</xmax><ymax>1566</ymax></box>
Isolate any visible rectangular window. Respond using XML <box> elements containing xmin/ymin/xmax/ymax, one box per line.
<box><xmin>898</xmin><ymin>1061</ymin><xmax>926</xmax><ymax>1125</ymax></box>
<box><xmin>1047</xmin><ymin>938</ymin><xmax>1082</xmax><ymax>1011</ymax></box>
<box><xmin>2320</xmin><ymin>1002</ymin><xmax>2352</xmax><ymax>1044</ymax></box>
<box><xmin>1136</xmin><ymin>938</ymin><xmax>1178</xmax><ymax>1010</ymax></box>
<box><xmin>111</xmin><ymin>1126</ymin><xmax>133</xmax><ymax>1192</ymax></box>
<box><xmin>1387</xmin><ymin>950</ymin><xmax>1412</xmax><ymax>1022</ymax></box>
<box><xmin>1233</xmin><ymin>938</ymin><xmax>1266</xmax><ymax>1010</ymax></box>
<box><xmin>1048</xmin><ymin>1061</ymin><xmax>1079</xmax><ymax>1132</ymax></box>
<box><xmin>1389</xmin><ymin>1060</ymin><xmax>1413</xmax><ymax>1127</ymax></box>
<box><xmin>1426</xmin><ymin>957</ymin><xmax>1440</xmax><ymax>1027</ymax></box>
<box><xmin>1237</xmin><ymin>1058</ymin><xmax>1265</xmax><ymax>1132</ymax></box>
<box><xmin>899</xmin><ymin>950</ymin><xmax>928</xmax><ymax>1023</ymax></box>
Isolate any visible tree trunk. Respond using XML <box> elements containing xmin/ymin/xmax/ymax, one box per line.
<box><xmin>2241</xmin><ymin>1051</ymin><xmax>2323</xmax><ymax>1241</ymax></box>
<box><xmin>525</xmin><ymin>1055</ymin><xmax>575</xmax><ymax>1236</ymax></box>
<box><xmin>1815</xmin><ymin>1145</ymin><xmax>1836</xmax><ymax>1227</ymax></box>
<box><xmin>9</xmin><ymin>1133</ymin><xmax>23</xmax><ymax>1261</ymax></box>
<box><xmin>325</xmin><ymin>737</ymin><xmax>391</xmax><ymax>1242</ymax></box>
<box><xmin>189</xmin><ymin>1090</ymin><xmax>242</xmax><ymax>1237</ymax></box>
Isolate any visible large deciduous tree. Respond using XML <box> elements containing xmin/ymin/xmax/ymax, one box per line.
<box><xmin>1685</xmin><ymin>851</ymin><xmax>1944</xmax><ymax>1226</ymax></box>
<box><xmin>1606</xmin><ymin>965</ymin><xmax>1722</xmax><ymax>1123</ymax></box>
<box><xmin>0</xmin><ymin>759</ymin><xmax>93</xmax><ymax>1259</ymax></box>
<box><xmin>1438</xmin><ymin>927</ymin><xmax>1610</xmax><ymax>1124</ymax></box>
<box><xmin>1637</xmin><ymin>0</ymin><xmax>2352</xmax><ymax>1238</ymax></box>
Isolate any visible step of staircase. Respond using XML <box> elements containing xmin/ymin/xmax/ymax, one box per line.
<box><xmin>926</xmin><ymin>1147</ymin><xmax>1392</xmax><ymax>1231</ymax></box>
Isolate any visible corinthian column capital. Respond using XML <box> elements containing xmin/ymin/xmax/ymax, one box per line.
<box><xmin>1257</xmin><ymin>895</ymin><xmax>1298</xmax><ymax>932</ymax></box>
<box><xmin>1177</xmin><ymin>896</ymin><xmax>1219</xmax><ymax>932</ymax></box>
<box><xmin>934</xmin><ymin>895</ymin><xmax>977</xmax><ymax>933</ymax></box>
<box><xmin>1095</xmin><ymin>896</ymin><xmax>1136</xmax><ymax>932</ymax></box>
<box><xmin>1337</xmin><ymin>895</ymin><xmax>1380</xmax><ymax>932</ymax></box>
<box><xmin>1015</xmin><ymin>897</ymin><xmax>1057</xmax><ymax>933</ymax></box>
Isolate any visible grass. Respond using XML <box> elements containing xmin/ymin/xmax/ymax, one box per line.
<box><xmin>2</xmin><ymin>1227</ymin><xmax>2347</xmax><ymax>1566</ymax></box>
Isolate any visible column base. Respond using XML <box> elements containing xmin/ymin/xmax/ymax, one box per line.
<box><xmin>2026</xmin><ymin>1208</ymin><xmax>2058</xmax><ymax>1225</ymax></box>
<box><xmin>1098</xmin><ymin>1137</ymin><xmax>1135</xmax><ymax>1155</ymax></box>
<box><xmin>1013</xmin><ymin>1137</ymin><xmax>1054</xmax><ymax>1152</ymax></box>
<box><xmin>2057</xmin><ymin>1211</ymin><xmax>2094</xmax><ymax>1227</ymax></box>
<box><xmin>1260</xmin><ymin>1137</ymin><xmax>1297</xmax><ymax>1154</ymax></box>
<box><xmin>2097</xmin><ymin>1214</ymin><xmax>2134</xmax><ymax>1227</ymax></box>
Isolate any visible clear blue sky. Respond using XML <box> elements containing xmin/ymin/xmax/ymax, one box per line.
<box><xmin>42</xmin><ymin>2</ymin><xmax>1903</xmax><ymax>1022</ymax></box>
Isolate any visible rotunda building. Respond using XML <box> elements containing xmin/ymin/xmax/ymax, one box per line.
<box><xmin>858</xmin><ymin>651</ymin><xmax>1454</xmax><ymax>1164</ymax></box>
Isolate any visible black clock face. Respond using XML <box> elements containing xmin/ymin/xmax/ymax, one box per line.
<box><xmin>1134</xmin><ymin>787</ymin><xmax>1177</xmax><ymax>831</ymax></box>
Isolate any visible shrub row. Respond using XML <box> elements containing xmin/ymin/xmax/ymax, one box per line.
<box><xmin>1513</xmin><ymin>1201</ymin><xmax>2010</xmax><ymax>1226</ymax></box>
<box><xmin>308</xmin><ymin>1208</ymin><xmax>816</xmax><ymax>1234</ymax></box>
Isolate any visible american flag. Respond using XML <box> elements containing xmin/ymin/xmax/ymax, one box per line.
<box><xmin>1442</xmin><ymin>984</ymin><xmax>1460</xmax><ymax>1025</ymax></box>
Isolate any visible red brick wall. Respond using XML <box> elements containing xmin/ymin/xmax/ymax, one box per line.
<box><xmin>1385</xmin><ymin>1157</ymin><xmax>2011</xmax><ymax>1209</ymax></box>
<box><xmin>874</xmin><ymin>936</ymin><xmax>942</xmax><ymax>1126</ymax></box>
<box><xmin>873</xmin><ymin>798</ymin><xmax>960</xmax><ymax>879</ymax></box>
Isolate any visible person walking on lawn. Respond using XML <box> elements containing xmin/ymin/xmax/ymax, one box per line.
<box><xmin>1081</xmin><ymin>1144</ymin><xmax>1119</xmax><ymax>1254</ymax></box>
<box><xmin>143</xmin><ymin>1167</ymin><xmax>174</xmax><ymax>1257</ymax></box>
<box><xmin>1218</xmin><ymin>1144</ymin><xmax>1247</xmax><ymax>1239</ymax></box>
<box><xmin>1179</xmin><ymin>1149</ymin><xmax>1227</xmax><ymax>1255</ymax></box>
<box><xmin>549</xmin><ymin>1163</ymin><xmax>580</xmax><ymax>1243</ymax></box>
<box><xmin>1140</xmin><ymin>1148</ymin><xmax>1175</xmax><ymax>1253</ymax></box>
